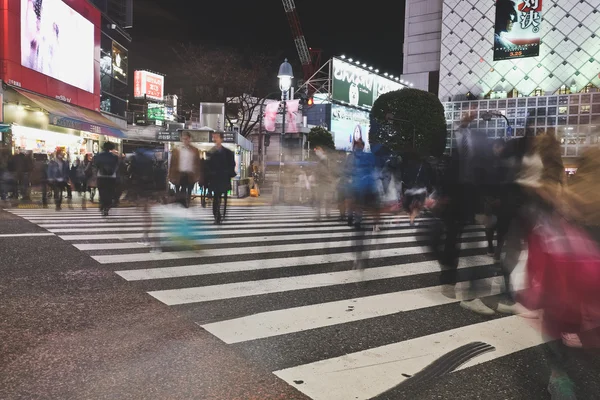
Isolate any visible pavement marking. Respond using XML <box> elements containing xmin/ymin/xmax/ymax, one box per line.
<box><xmin>273</xmin><ymin>316</ymin><xmax>544</xmax><ymax>400</ymax></box>
<box><xmin>0</xmin><ymin>232</ymin><xmax>55</xmax><ymax>238</ymax></box>
<box><xmin>58</xmin><ymin>224</ymin><xmax>448</xmax><ymax>241</ymax></box>
<box><xmin>45</xmin><ymin>217</ymin><xmax>437</xmax><ymax>234</ymax></box>
<box><xmin>200</xmin><ymin>271</ymin><xmax>514</xmax><ymax>344</ymax></box>
<box><xmin>94</xmin><ymin>232</ymin><xmax>486</xmax><ymax>264</ymax></box>
<box><xmin>25</xmin><ymin>213</ymin><xmax>419</xmax><ymax>225</ymax></box>
<box><xmin>115</xmin><ymin>241</ymin><xmax>490</xmax><ymax>281</ymax></box>
<box><xmin>146</xmin><ymin>250</ymin><xmax>491</xmax><ymax>306</ymax></box>
<box><xmin>37</xmin><ymin>216</ymin><xmax>422</xmax><ymax>228</ymax></box>
<box><xmin>72</xmin><ymin>228</ymin><xmax>482</xmax><ymax>251</ymax></box>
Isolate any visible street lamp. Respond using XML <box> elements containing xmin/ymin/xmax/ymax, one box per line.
<box><xmin>481</xmin><ymin>111</ymin><xmax>512</xmax><ymax>138</ymax></box>
<box><xmin>276</xmin><ymin>59</ymin><xmax>293</xmax><ymax>201</ymax></box>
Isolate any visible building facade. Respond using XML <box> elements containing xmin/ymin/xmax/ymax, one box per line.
<box><xmin>90</xmin><ymin>0</ymin><xmax>133</xmax><ymax>125</ymax></box>
<box><xmin>435</xmin><ymin>0</ymin><xmax>600</xmax><ymax>164</ymax></box>
<box><xmin>402</xmin><ymin>0</ymin><xmax>443</xmax><ymax>94</ymax></box>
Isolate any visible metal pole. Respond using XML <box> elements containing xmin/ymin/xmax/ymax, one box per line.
<box><xmin>279</xmin><ymin>97</ymin><xmax>286</xmax><ymax>184</ymax></box>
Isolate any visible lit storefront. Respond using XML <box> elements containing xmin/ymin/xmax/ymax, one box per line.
<box><xmin>2</xmin><ymin>87</ymin><xmax>124</xmax><ymax>159</ymax></box>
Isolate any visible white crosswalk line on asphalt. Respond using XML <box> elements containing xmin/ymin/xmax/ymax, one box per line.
<box><xmin>201</xmin><ymin>272</ymin><xmax>511</xmax><ymax>344</ymax></box>
<box><xmin>58</xmin><ymin>224</ymin><xmax>449</xmax><ymax>241</ymax></box>
<box><xmin>74</xmin><ymin>229</ymin><xmax>484</xmax><ymax>251</ymax></box>
<box><xmin>95</xmin><ymin>234</ymin><xmax>486</xmax><ymax>264</ymax></box>
<box><xmin>147</xmin><ymin>251</ymin><xmax>493</xmax><ymax>306</ymax></box>
<box><xmin>9</xmin><ymin>205</ymin><xmax>535</xmax><ymax>400</ymax></box>
<box><xmin>273</xmin><ymin>316</ymin><xmax>544</xmax><ymax>400</ymax></box>
<box><xmin>115</xmin><ymin>241</ymin><xmax>489</xmax><ymax>281</ymax></box>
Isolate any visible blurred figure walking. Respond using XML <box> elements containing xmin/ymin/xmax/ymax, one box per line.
<box><xmin>47</xmin><ymin>150</ymin><xmax>70</xmax><ymax>211</ymax></box>
<box><xmin>206</xmin><ymin>131</ymin><xmax>236</xmax><ymax>224</ymax></box>
<box><xmin>168</xmin><ymin>131</ymin><xmax>202</xmax><ymax>208</ymax></box>
<box><xmin>94</xmin><ymin>142</ymin><xmax>119</xmax><ymax>216</ymax></box>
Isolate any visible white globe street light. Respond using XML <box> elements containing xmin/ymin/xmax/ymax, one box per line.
<box><xmin>276</xmin><ymin>58</ymin><xmax>294</xmax><ymax>198</ymax></box>
<box><xmin>278</xmin><ymin>58</ymin><xmax>293</xmax><ymax>99</ymax></box>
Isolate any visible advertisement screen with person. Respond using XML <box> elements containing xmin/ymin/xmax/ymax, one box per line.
<box><xmin>493</xmin><ymin>0</ymin><xmax>542</xmax><ymax>61</ymax></box>
<box><xmin>20</xmin><ymin>0</ymin><xmax>95</xmax><ymax>92</ymax></box>
<box><xmin>330</xmin><ymin>104</ymin><xmax>370</xmax><ymax>152</ymax></box>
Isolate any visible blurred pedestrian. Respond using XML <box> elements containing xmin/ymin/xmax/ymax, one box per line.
<box><xmin>47</xmin><ymin>150</ymin><xmax>70</xmax><ymax>211</ymax></box>
<box><xmin>168</xmin><ymin>131</ymin><xmax>201</xmax><ymax>208</ymax></box>
<box><xmin>206</xmin><ymin>131</ymin><xmax>236</xmax><ymax>224</ymax></box>
<box><xmin>93</xmin><ymin>142</ymin><xmax>119</xmax><ymax>216</ymax></box>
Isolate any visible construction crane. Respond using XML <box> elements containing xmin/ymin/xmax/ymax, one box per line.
<box><xmin>281</xmin><ymin>0</ymin><xmax>322</xmax><ymax>85</ymax></box>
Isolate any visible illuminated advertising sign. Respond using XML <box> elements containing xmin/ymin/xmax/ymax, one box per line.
<box><xmin>493</xmin><ymin>0</ymin><xmax>542</xmax><ymax>61</ymax></box>
<box><xmin>21</xmin><ymin>0</ymin><xmax>95</xmax><ymax>92</ymax></box>
<box><xmin>134</xmin><ymin>70</ymin><xmax>164</xmax><ymax>101</ymax></box>
<box><xmin>1</xmin><ymin>0</ymin><xmax>101</xmax><ymax>110</ymax></box>
<box><xmin>111</xmin><ymin>41</ymin><xmax>128</xmax><ymax>83</ymax></box>
<box><xmin>332</xmin><ymin>58</ymin><xmax>403</xmax><ymax>109</ymax></box>
<box><xmin>330</xmin><ymin>104</ymin><xmax>370</xmax><ymax>152</ymax></box>
<box><xmin>147</xmin><ymin>103</ymin><xmax>175</xmax><ymax>121</ymax></box>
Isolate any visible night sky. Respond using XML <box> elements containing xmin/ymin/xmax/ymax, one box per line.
<box><xmin>129</xmin><ymin>0</ymin><xmax>406</xmax><ymax>83</ymax></box>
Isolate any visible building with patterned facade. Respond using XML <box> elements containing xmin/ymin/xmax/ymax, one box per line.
<box><xmin>403</xmin><ymin>0</ymin><xmax>600</xmax><ymax>165</ymax></box>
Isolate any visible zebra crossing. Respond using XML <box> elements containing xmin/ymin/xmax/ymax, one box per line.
<box><xmin>7</xmin><ymin>205</ymin><xmax>545</xmax><ymax>400</ymax></box>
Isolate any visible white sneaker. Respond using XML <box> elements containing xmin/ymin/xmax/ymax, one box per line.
<box><xmin>460</xmin><ymin>299</ymin><xmax>495</xmax><ymax>316</ymax></box>
<box><xmin>496</xmin><ymin>302</ymin><xmax>539</xmax><ymax>319</ymax></box>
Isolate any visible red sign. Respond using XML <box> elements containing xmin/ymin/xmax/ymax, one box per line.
<box><xmin>0</xmin><ymin>0</ymin><xmax>101</xmax><ymax>111</ymax></box>
<box><xmin>133</xmin><ymin>70</ymin><xmax>164</xmax><ymax>101</ymax></box>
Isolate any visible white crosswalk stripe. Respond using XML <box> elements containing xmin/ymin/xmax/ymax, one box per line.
<box><xmin>7</xmin><ymin>205</ymin><xmax>539</xmax><ymax>400</ymax></box>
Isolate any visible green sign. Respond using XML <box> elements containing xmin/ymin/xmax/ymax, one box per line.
<box><xmin>331</xmin><ymin>58</ymin><xmax>404</xmax><ymax>109</ymax></box>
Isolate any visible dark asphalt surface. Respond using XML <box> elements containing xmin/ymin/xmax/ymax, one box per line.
<box><xmin>2</xmin><ymin>206</ymin><xmax>600</xmax><ymax>400</ymax></box>
<box><xmin>0</xmin><ymin>209</ymin><xmax>309</xmax><ymax>400</ymax></box>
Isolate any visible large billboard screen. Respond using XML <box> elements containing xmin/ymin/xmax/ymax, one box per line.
<box><xmin>134</xmin><ymin>70</ymin><xmax>164</xmax><ymax>101</ymax></box>
<box><xmin>330</xmin><ymin>104</ymin><xmax>370</xmax><ymax>152</ymax></box>
<box><xmin>493</xmin><ymin>0</ymin><xmax>542</xmax><ymax>61</ymax></box>
<box><xmin>331</xmin><ymin>58</ymin><xmax>403</xmax><ymax>109</ymax></box>
<box><xmin>21</xmin><ymin>0</ymin><xmax>95</xmax><ymax>92</ymax></box>
<box><xmin>0</xmin><ymin>0</ymin><xmax>101</xmax><ymax>110</ymax></box>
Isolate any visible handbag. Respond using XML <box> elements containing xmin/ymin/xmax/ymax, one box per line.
<box><xmin>250</xmin><ymin>188</ymin><xmax>259</xmax><ymax>197</ymax></box>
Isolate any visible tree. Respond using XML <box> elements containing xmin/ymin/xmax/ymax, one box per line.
<box><xmin>370</xmin><ymin>88</ymin><xmax>447</xmax><ymax>157</ymax></box>
<box><xmin>170</xmin><ymin>43</ymin><xmax>281</xmax><ymax>136</ymax></box>
<box><xmin>308</xmin><ymin>126</ymin><xmax>335</xmax><ymax>150</ymax></box>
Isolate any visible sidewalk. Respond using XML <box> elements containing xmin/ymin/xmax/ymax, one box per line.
<box><xmin>1</xmin><ymin>193</ymin><xmax>272</xmax><ymax>209</ymax></box>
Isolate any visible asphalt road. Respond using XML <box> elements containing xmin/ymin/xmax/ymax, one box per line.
<box><xmin>1</xmin><ymin>205</ymin><xmax>599</xmax><ymax>400</ymax></box>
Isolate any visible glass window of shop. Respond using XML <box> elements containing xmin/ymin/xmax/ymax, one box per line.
<box><xmin>11</xmin><ymin>126</ymin><xmax>85</xmax><ymax>161</ymax></box>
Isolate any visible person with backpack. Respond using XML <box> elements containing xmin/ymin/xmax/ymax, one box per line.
<box><xmin>93</xmin><ymin>142</ymin><xmax>120</xmax><ymax>216</ymax></box>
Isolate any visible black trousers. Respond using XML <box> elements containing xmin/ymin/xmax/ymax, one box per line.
<box><xmin>212</xmin><ymin>190</ymin><xmax>228</xmax><ymax>222</ymax></box>
<box><xmin>52</xmin><ymin>181</ymin><xmax>69</xmax><ymax>208</ymax></box>
<box><xmin>97</xmin><ymin>178</ymin><xmax>116</xmax><ymax>212</ymax></box>
<box><xmin>176</xmin><ymin>173</ymin><xmax>195</xmax><ymax>207</ymax></box>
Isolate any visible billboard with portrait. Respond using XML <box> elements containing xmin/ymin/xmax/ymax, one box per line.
<box><xmin>330</xmin><ymin>104</ymin><xmax>370</xmax><ymax>152</ymax></box>
<box><xmin>134</xmin><ymin>70</ymin><xmax>164</xmax><ymax>101</ymax></box>
<box><xmin>493</xmin><ymin>0</ymin><xmax>542</xmax><ymax>61</ymax></box>
<box><xmin>21</xmin><ymin>0</ymin><xmax>95</xmax><ymax>92</ymax></box>
<box><xmin>332</xmin><ymin>58</ymin><xmax>404</xmax><ymax>109</ymax></box>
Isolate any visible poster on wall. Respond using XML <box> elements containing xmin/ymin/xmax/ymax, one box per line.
<box><xmin>332</xmin><ymin>58</ymin><xmax>404</xmax><ymax>109</ymax></box>
<box><xmin>20</xmin><ymin>0</ymin><xmax>95</xmax><ymax>92</ymax></box>
<box><xmin>330</xmin><ymin>104</ymin><xmax>370</xmax><ymax>152</ymax></box>
<box><xmin>111</xmin><ymin>41</ymin><xmax>128</xmax><ymax>83</ymax></box>
<box><xmin>493</xmin><ymin>0</ymin><xmax>542</xmax><ymax>61</ymax></box>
